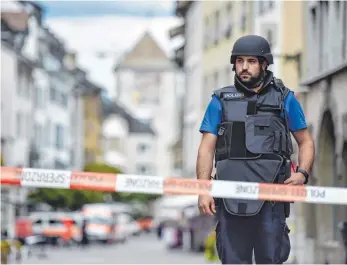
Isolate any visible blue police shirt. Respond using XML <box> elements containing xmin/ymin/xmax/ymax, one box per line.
<box><xmin>200</xmin><ymin>91</ymin><xmax>307</xmax><ymax>135</ymax></box>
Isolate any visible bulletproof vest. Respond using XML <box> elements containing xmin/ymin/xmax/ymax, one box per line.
<box><xmin>214</xmin><ymin>78</ymin><xmax>293</xmax><ymax>217</ymax></box>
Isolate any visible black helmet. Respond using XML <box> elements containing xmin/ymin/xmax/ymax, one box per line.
<box><xmin>230</xmin><ymin>35</ymin><xmax>273</xmax><ymax>65</ymax></box>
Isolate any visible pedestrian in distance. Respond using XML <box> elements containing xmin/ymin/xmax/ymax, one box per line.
<box><xmin>80</xmin><ymin>219</ymin><xmax>89</xmax><ymax>248</ymax></box>
<box><xmin>196</xmin><ymin>34</ymin><xmax>315</xmax><ymax>264</ymax></box>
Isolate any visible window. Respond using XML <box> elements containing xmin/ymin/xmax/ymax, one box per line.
<box><xmin>50</xmin><ymin>85</ymin><xmax>56</xmax><ymax>101</ymax></box>
<box><xmin>34</xmin><ymin>86</ymin><xmax>41</xmax><ymax>108</ymax></box>
<box><xmin>139</xmin><ymin>118</ymin><xmax>152</xmax><ymax>124</ymax></box>
<box><xmin>34</xmin><ymin>124</ymin><xmax>45</xmax><ymax>148</ymax></box>
<box><xmin>241</xmin><ymin>14</ymin><xmax>247</xmax><ymax>32</ymax></box>
<box><xmin>266</xmin><ymin>29</ymin><xmax>274</xmax><ymax>49</ymax></box>
<box><xmin>225</xmin><ymin>2</ymin><xmax>233</xmax><ymax>39</ymax></box>
<box><xmin>17</xmin><ymin>65</ymin><xmax>24</xmax><ymax>97</ymax></box>
<box><xmin>225</xmin><ymin>66</ymin><xmax>231</xmax><ymax>85</ymax></box>
<box><xmin>204</xmin><ymin>17</ymin><xmax>210</xmax><ymax>49</ymax></box>
<box><xmin>259</xmin><ymin>1</ymin><xmax>265</xmax><ymax>15</ymax></box>
<box><xmin>54</xmin><ymin>160</ymin><xmax>66</xmax><ymax>169</ymax></box>
<box><xmin>46</xmin><ymin>120</ymin><xmax>51</xmax><ymax>146</ymax></box>
<box><xmin>16</xmin><ymin>112</ymin><xmax>22</xmax><ymax>138</ymax></box>
<box><xmin>136</xmin><ymin>164</ymin><xmax>152</xmax><ymax>175</ymax></box>
<box><xmin>137</xmin><ymin>143</ymin><xmax>151</xmax><ymax>153</ymax></box>
<box><xmin>50</xmin><ymin>84</ymin><xmax>68</xmax><ymax>108</ymax></box>
<box><xmin>342</xmin><ymin>1</ymin><xmax>346</xmax><ymax>59</ymax></box>
<box><xmin>26</xmin><ymin>114</ymin><xmax>31</xmax><ymax>138</ymax></box>
<box><xmin>61</xmin><ymin>93</ymin><xmax>68</xmax><ymax>108</ymax></box>
<box><xmin>214</xmin><ymin>71</ymin><xmax>219</xmax><ymax>88</ymax></box>
<box><xmin>134</xmin><ymin>72</ymin><xmax>160</xmax><ymax>105</ymax></box>
<box><xmin>226</xmin><ymin>2</ymin><xmax>232</xmax><ymax>16</ymax></box>
<box><xmin>34</xmin><ymin>124</ymin><xmax>39</xmax><ymax>148</ymax></box>
<box><xmin>55</xmin><ymin>124</ymin><xmax>64</xmax><ymax>149</ymax></box>
<box><xmin>214</xmin><ymin>10</ymin><xmax>220</xmax><ymax>45</ymax></box>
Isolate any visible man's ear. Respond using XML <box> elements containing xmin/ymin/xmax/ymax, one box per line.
<box><xmin>261</xmin><ymin>62</ymin><xmax>268</xmax><ymax>71</ymax></box>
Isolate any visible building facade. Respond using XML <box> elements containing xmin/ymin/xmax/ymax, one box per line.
<box><xmin>298</xmin><ymin>1</ymin><xmax>347</xmax><ymax>263</ymax></box>
<box><xmin>102</xmin><ymin>100</ymin><xmax>155</xmax><ymax>173</ymax></box>
<box><xmin>1</xmin><ymin>1</ymin><xmax>41</xmax><ymax>237</ymax></box>
<box><xmin>252</xmin><ymin>0</ymin><xmax>304</xmax><ymax>90</ymax></box>
<box><xmin>1</xmin><ymin>0</ymin><xmax>87</xmax><ymax>237</ymax></box>
<box><xmin>81</xmin><ymin>79</ymin><xmax>103</xmax><ymax>165</ymax></box>
<box><xmin>170</xmin><ymin>1</ymin><xmax>204</xmax><ymax>178</ymax></box>
<box><xmin>202</xmin><ymin>1</ymin><xmax>253</xmax><ymax>109</ymax></box>
<box><xmin>114</xmin><ymin>32</ymin><xmax>181</xmax><ymax>177</ymax></box>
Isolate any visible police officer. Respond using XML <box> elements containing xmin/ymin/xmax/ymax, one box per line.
<box><xmin>197</xmin><ymin>35</ymin><xmax>315</xmax><ymax>264</ymax></box>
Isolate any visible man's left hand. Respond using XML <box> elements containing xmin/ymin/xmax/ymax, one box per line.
<box><xmin>284</xmin><ymin>172</ymin><xmax>306</xmax><ymax>185</ymax></box>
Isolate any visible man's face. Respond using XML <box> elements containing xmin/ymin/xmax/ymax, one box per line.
<box><xmin>235</xmin><ymin>56</ymin><xmax>265</xmax><ymax>83</ymax></box>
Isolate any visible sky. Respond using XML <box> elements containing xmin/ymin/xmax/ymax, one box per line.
<box><xmin>38</xmin><ymin>1</ymin><xmax>183</xmax><ymax>99</ymax></box>
<box><xmin>37</xmin><ymin>1</ymin><xmax>175</xmax><ymax>18</ymax></box>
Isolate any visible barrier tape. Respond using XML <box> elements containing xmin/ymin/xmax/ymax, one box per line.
<box><xmin>1</xmin><ymin>167</ymin><xmax>347</xmax><ymax>205</ymax></box>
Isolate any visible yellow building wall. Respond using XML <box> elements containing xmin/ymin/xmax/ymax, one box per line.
<box><xmin>202</xmin><ymin>1</ymin><xmax>253</xmax><ymax>72</ymax></box>
<box><xmin>83</xmin><ymin>94</ymin><xmax>103</xmax><ymax>164</ymax></box>
<box><xmin>202</xmin><ymin>1</ymin><xmax>253</xmax><ymax>115</ymax></box>
<box><xmin>280</xmin><ymin>1</ymin><xmax>304</xmax><ymax>91</ymax></box>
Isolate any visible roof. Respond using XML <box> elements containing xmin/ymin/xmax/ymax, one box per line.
<box><xmin>80</xmin><ymin>78</ymin><xmax>103</xmax><ymax>95</ymax></box>
<box><xmin>114</xmin><ymin>31</ymin><xmax>176</xmax><ymax>71</ymax></box>
<box><xmin>102</xmin><ymin>99</ymin><xmax>155</xmax><ymax>135</ymax></box>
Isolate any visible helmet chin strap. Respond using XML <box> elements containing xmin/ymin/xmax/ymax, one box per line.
<box><xmin>233</xmin><ymin>68</ymin><xmax>267</xmax><ymax>93</ymax></box>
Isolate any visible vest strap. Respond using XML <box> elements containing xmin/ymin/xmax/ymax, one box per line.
<box><xmin>247</xmin><ymin>101</ymin><xmax>257</xmax><ymax>115</ymax></box>
<box><xmin>273</xmin><ymin>131</ymin><xmax>281</xmax><ymax>152</ymax></box>
<box><xmin>281</xmin><ymin>132</ymin><xmax>287</xmax><ymax>153</ymax></box>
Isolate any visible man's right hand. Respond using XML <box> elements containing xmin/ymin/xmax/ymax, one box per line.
<box><xmin>198</xmin><ymin>194</ymin><xmax>216</xmax><ymax>216</ymax></box>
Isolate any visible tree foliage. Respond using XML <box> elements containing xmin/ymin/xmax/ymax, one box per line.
<box><xmin>28</xmin><ymin>163</ymin><xmax>161</xmax><ymax>211</ymax></box>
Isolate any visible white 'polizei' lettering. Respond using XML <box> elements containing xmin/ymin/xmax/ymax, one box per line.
<box><xmin>224</xmin><ymin>92</ymin><xmax>244</xmax><ymax>99</ymax></box>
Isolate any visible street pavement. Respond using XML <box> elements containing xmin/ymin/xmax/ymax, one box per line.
<box><xmin>22</xmin><ymin>233</ymin><xmax>212</xmax><ymax>264</ymax></box>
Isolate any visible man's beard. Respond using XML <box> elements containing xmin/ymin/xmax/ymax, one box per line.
<box><xmin>236</xmin><ymin>70</ymin><xmax>265</xmax><ymax>88</ymax></box>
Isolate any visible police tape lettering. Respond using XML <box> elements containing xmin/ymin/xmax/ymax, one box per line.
<box><xmin>22</xmin><ymin>171</ymin><xmax>65</xmax><ymax>184</ymax></box>
<box><xmin>71</xmin><ymin>174</ymin><xmax>103</xmax><ymax>182</ymax></box>
<box><xmin>289</xmin><ymin>186</ymin><xmax>307</xmax><ymax>198</ymax></box>
<box><xmin>309</xmin><ymin>188</ymin><xmax>326</xmax><ymax>199</ymax></box>
<box><xmin>21</xmin><ymin>168</ymin><xmax>71</xmax><ymax>188</ymax></box>
<box><xmin>164</xmin><ymin>179</ymin><xmax>212</xmax><ymax>191</ymax></box>
<box><xmin>1</xmin><ymin>167</ymin><xmax>347</xmax><ymax>205</ymax></box>
<box><xmin>235</xmin><ymin>184</ymin><xmax>258</xmax><ymax>195</ymax></box>
<box><xmin>125</xmin><ymin>178</ymin><xmax>162</xmax><ymax>189</ymax></box>
<box><xmin>116</xmin><ymin>175</ymin><xmax>164</xmax><ymax>194</ymax></box>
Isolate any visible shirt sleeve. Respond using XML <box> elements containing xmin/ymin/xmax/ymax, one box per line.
<box><xmin>284</xmin><ymin>91</ymin><xmax>308</xmax><ymax>132</ymax></box>
<box><xmin>199</xmin><ymin>96</ymin><xmax>222</xmax><ymax>136</ymax></box>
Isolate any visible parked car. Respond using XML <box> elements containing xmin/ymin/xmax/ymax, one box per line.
<box><xmin>113</xmin><ymin>213</ymin><xmax>141</xmax><ymax>243</ymax></box>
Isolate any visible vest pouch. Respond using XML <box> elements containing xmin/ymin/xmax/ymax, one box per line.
<box><xmin>285</xmin><ymin>132</ymin><xmax>294</xmax><ymax>155</ymax></box>
<box><xmin>215</xmin><ymin>154</ymin><xmax>283</xmax><ymax>216</ymax></box>
<box><xmin>245</xmin><ymin>115</ymin><xmax>275</xmax><ymax>154</ymax></box>
<box><xmin>215</xmin><ymin>123</ymin><xmax>231</xmax><ymax>161</ymax></box>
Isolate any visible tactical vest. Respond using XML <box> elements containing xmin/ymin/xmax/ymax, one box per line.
<box><xmin>214</xmin><ymin>78</ymin><xmax>293</xmax><ymax>217</ymax></box>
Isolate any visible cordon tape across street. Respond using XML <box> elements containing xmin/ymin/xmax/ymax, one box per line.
<box><xmin>1</xmin><ymin>166</ymin><xmax>347</xmax><ymax>205</ymax></box>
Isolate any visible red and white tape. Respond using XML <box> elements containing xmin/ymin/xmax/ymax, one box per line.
<box><xmin>1</xmin><ymin>167</ymin><xmax>346</xmax><ymax>205</ymax></box>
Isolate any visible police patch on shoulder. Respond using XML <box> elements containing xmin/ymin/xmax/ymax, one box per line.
<box><xmin>223</xmin><ymin>92</ymin><xmax>245</xmax><ymax>99</ymax></box>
